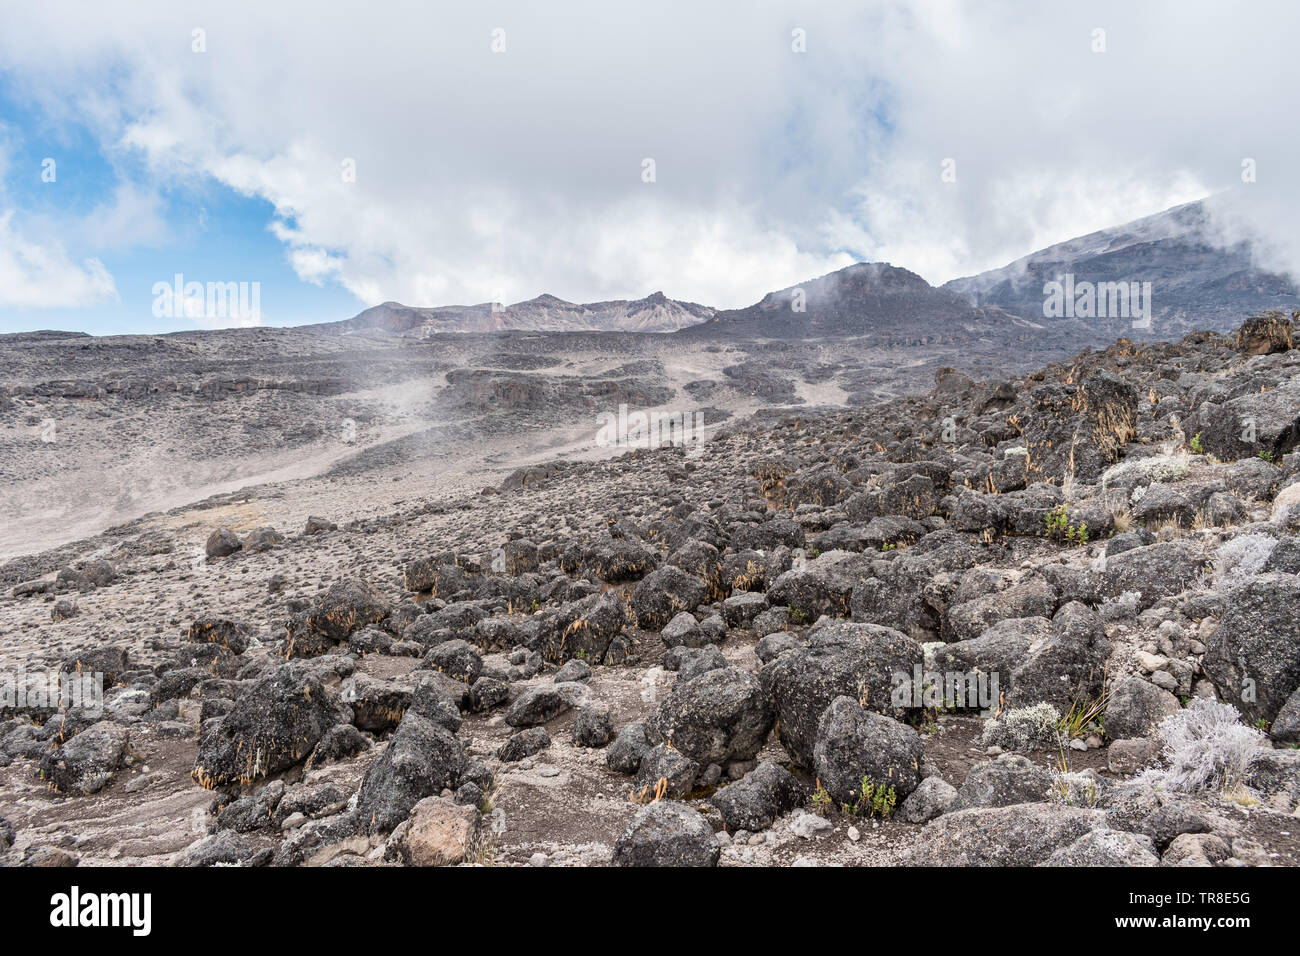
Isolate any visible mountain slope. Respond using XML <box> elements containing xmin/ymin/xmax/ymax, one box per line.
<box><xmin>334</xmin><ymin>291</ymin><xmax>713</xmax><ymax>335</ymax></box>
<box><xmin>678</xmin><ymin>261</ymin><xmax>1100</xmax><ymax>350</ymax></box>
<box><xmin>943</xmin><ymin>200</ymin><xmax>1298</xmax><ymax>339</ymax></box>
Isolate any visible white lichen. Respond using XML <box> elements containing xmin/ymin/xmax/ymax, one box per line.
<box><xmin>1102</xmin><ymin>452</ymin><xmax>1191</xmax><ymax>492</ymax></box>
<box><xmin>980</xmin><ymin>703</ymin><xmax>1062</xmax><ymax>752</ymax></box>
<box><xmin>1211</xmin><ymin>533</ymin><xmax>1278</xmax><ymax>583</ymax></box>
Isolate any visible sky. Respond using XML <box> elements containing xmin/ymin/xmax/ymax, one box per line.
<box><xmin>0</xmin><ymin>0</ymin><xmax>1296</xmax><ymax>334</ymax></box>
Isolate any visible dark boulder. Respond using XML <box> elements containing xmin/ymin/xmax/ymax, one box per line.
<box><xmin>612</xmin><ymin>801</ymin><xmax>719</xmax><ymax>867</ymax></box>
<box><xmin>1204</xmin><ymin>573</ymin><xmax>1300</xmax><ymax>723</ymax></box>
<box><xmin>356</xmin><ymin>712</ymin><xmax>468</xmax><ymax>832</ymax></box>
<box><xmin>646</xmin><ymin>666</ymin><xmax>773</xmax><ymax>765</ymax></box>
<box><xmin>760</xmin><ymin>621</ymin><xmax>923</xmax><ymax>766</ymax></box>
<box><xmin>710</xmin><ymin>762</ymin><xmax>805</xmax><ymax>832</ymax></box>
<box><xmin>812</xmin><ymin>696</ymin><xmax>923</xmax><ymax>805</ymax></box>
<box><xmin>193</xmin><ymin>663</ymin><xmax>336</xmax><ymax>787</ymax></box>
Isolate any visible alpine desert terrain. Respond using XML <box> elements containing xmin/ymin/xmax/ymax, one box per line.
<box><xmin>2</xmin><ymin>262</ymin><xmax>1299</xmax><ymax>867</ymax></box>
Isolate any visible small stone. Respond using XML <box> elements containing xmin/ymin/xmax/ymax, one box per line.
<box><xmin>528</xmin><ymin>852</ymin><xmax>549</xmax><ymax>867</ymax></box>
<box><xmin>847</xmin><ymin>826</ymin><xmax>860</xmax><ymax>842</ymax></box>
<box><xmin>1151</xmin><ymin>670</ymin><xmax>1179</xmax><ymax>693</ymax></box>
<box><xmin>789</xmin><ymin>811</ymin><xmax>833</xmax><ymax>839</ymax></box>
<box><xmin>1136</xmin><ymin>651</ymin><xmax>1168</xmax><ymax>672</ymax></box>
<box><xmin>1108</xmin><ymin>737</ymin><xmax>1160</xmax><ymax>775</ymax></box>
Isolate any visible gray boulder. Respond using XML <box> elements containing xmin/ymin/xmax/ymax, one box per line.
<box><xmin>193</xmin><ymin>663</ymin><xmax>336</xmax><ymax>787</ymax></box>
<box><xmin>660</xmin><ymin>611</ymin><xmax>707</xmax><ymax>649</ymax></box>
<box><xmin>631</xmin><ymin>566</ymin><xmax>709</xmax><ymax>630</ymax></box>
<box><xmin>356</xmin><ymin>712</ymin><xmax>468</xmax><ymax>833</ymax></box>
<box><xmin>1043</xmin><ymin>829</ymin><xmax>1160</xmax><ymax>866</ymax></box>
<box><xmin>897</xmin><ymin>776</ymin><xmax>958</xmax><ymax>824</ymax></box>
<box><xmin>1271</xmin><ymin>684</ymin><xmax>1300</xmax><ymax>745</ymax></box>
<box><xmin>606</xmin><ymin>723</ymin><xmax>652</xmax><ymax>774</ymax></box>
<box><xmin>1104</xmin><ymin>677</ymin><xmax>1181</xmax><ymax>740</ymax></box>
<box><xmin>949</xmin><ymin>754</ymin><xmax>1052</xmax><ymax>811</ymax></box>
<box><xmin>1005</xmin><ymin>602</ymin><xmax>1111</xmax><ymax>711</ymax></box>
<box><xmin>760</xmin><ymin>621</ymin><xmax>923</xmax><ymax>767</ymax></box>
<box><xmin>504</xmin><ymin>682</ymin><xmax>587</xmax><ymax>727</ymax></box>
<box><xmin>633</xmin><ymin>743</ymin><xmax>700</xmax><ymax>799</ymax></box>
<box><xmin>306</xmin><ymin>579</ymin><xmax>391</xmax><ymax>641</ymax></box>
<box><xmin>905</xmin><ymin>804</ymin><xmax>1109</xmax><ymax>866</ymax></box>
<box><xmin>812</xmin><ymin>696</ymin><xmax>924</xmax><ymax>805</ymax></box>
<box><xmin>612</xmin><ymin>801</ymin><xmax>719</xmax><ymax>867</ymax></box>
<box><xmin>647</xmin><ymin>666</ymin><xmax>773</xmax><ymax>765</ymax></box>
<box><xmin>497</xmin><ymin>727</ymin><xmax>551</xmax><ymax>762</ymax></box>
<box><xmin>1096</xmin><ymin>541</ymin><xmax>1206</xmax><ymax>610</ymax></box>
<box><xmin>1203</xmin><ymin>573</ymin><xmax>1300</xmax><ymax>723</ymax></box>
<box><xmin>39</xmin><ymin>721</ymin><xmax>129</xmax><ymax>795</ymax></box>
<box><xmin>709</xmin><ymin>762</ymin><xmax>804</xmax><ymax>832</ymax></box>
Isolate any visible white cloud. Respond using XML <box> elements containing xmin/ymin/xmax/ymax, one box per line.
<box><xmin>0</xmin><ymin>0</ymin><xmax>1296</xmax><ymax>312</ymax></box>
<box><xmin>0</xmin><ymin>210</ymin><xmax>117</xmax><ymax>308</ymax></box>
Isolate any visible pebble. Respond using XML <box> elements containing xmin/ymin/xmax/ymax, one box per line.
<box><xmin>1136</xmin><ymin>651</ymin><xmax>1168</xmax><ymax>672</ymax></box>
<box><xmin>124</xmin><ymin>772</ymin><xmax>163</xmax><ymax>794</ymax></box>
<box><xmin>528</xmin><ymin>852</ymin><xmax>549</xmax><ymax>867</ymax></box>
<box><xmin>789</xmin><ymin>811</ymin><xmax>833</xmax><ymax>839</ymax></box>
<box><xmin>847</xmin><ymin>826</ymin><xmax>860</xmax><ymax>842</ymax></box>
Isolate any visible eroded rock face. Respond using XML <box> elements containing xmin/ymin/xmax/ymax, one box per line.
<box><xmin>1236</xmin><ymin>310</ymin><xmax>1296</xmax><ymax>356</ymax></box>
<box><xmin>1021</xmin><ymin>373</ymin><xmax>1139</xmax><ymax>483</ymax></box>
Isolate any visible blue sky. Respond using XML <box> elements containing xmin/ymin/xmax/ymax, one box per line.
<box><xmin>0</xmin><ymin>2</ymin><xmax>1295</xmax><ymax>336</ymax></box>
<box><xmin>0</xmin><ymin>81</ymin><xmax>359</xmax><ymax>335</ymax></box>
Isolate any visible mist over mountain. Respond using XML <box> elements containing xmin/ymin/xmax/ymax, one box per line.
<box><xmin>944</xmin><ymin>200</ymin><xmax>1299</xmax><ymax>339</ymax></box>
<box><xmin>318</xmin><ymin>200</ymin><xmax>1297</xmax><ymax>352</ymax></box>
<box><xmin>677</xmin><ymin>261</ymin><xmax>1106</xmax><ymax>352</ymax></box>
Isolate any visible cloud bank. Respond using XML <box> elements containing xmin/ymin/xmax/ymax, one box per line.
<box><xmin>0</xmin><ymin>0</ymin><xmax>1296</xmax><ymax>314</ymax></box>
